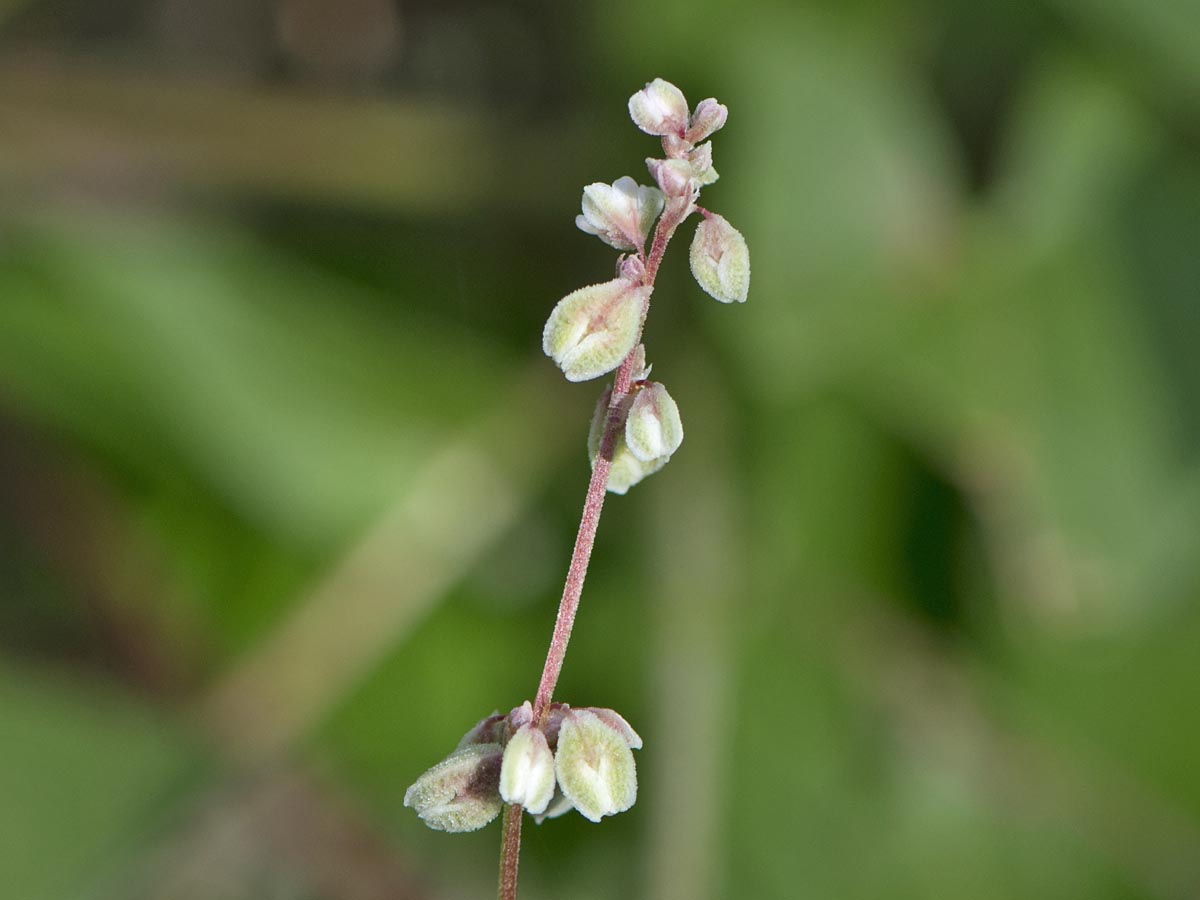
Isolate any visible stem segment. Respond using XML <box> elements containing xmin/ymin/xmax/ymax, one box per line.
<box><xmin>498</xmin><ymin>803</ymin><xmax>523</xmax><ymax>900</ymax></box>
<box><xmin>499</xmin><ymin>192</ymin><xmax>693</xmax><ymax>900</ymax></box>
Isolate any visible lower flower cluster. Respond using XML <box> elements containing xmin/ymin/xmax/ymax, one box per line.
<box><xmin>404</xmin><ymin>702</ymin><xmax>642</xmax><ymax>833</ymax></box>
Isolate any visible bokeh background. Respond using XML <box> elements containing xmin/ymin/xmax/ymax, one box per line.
<box><xmin>2</xmin><ymin>1</ymin><xmax>1199</xmax><ymax>898</ymax></box>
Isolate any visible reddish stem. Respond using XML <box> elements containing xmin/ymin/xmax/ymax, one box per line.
<box><xmin>498</xmin><ymin>803</ymin><xmax>523</xmax><ymax>900</ymax></box>
<box><xmin>500</xmin><ymin>192</ymin><xmax>693</xmax><ymax>900</ymax></box>
<box><xmin>531</xmin><ymin>198</ymin><xmax>689</xmax><ymax>724</ymax></box>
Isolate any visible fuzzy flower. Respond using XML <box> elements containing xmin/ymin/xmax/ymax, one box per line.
<box><xmin>628</xmin><ymin>78</ymin><xmax>689</xmax><ymax>137</ymax></box>
<box><xmin>689</xmin><ymin>212</ymin><xmax>750</xmax><ymax>304</ymax></box>
<box><xmin>500</xmin><ymin>724</ymin><xmax>557</xmax><ymax>814</ymax></box>
<box><xmin>554</xmin><ymin>709</ymin><xmax>640</xmax><ymax>822</ymax></box>
<box><xmin>576</xmin><ymin>177</ymin><xmax>664</xmax><ymax>252</ymax></box>
<box><xmin>403</xmin><ymin>744</ymin><xmax>504</xmax><ymax>833</ymax></box>
<box><xmin>543</xmin><ymin>278</ymin><xmax>650</xmax><ymax>382</ymax></box>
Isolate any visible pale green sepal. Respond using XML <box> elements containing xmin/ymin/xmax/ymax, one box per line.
<box><xmin>543</xmin><ymin>278</ymin><xmax>649</xmax><ymax>382</ymax></box>
<box><xmin>554</xmin><ymin>710</ymin><xmax>639</xmax><ymax>823</ymax></box>
<box><xmin>689</xmin><ymin>213</ymin><xmax>750</xmax><ymax>304</ymax></box>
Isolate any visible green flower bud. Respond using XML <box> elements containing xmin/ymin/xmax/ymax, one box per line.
<box><xmin>689</xmin><ymin>213</ymin><xmax>750</xmax><ymax>304</ymax></box>
<box><xmin>500</xmin><ymin>724</ymin><xmax>557</xmax><ymax>815</ymax></box>
<box><xmin>554</xmin><ymin>709</ymin><xmax>639</xmax><ymax>823</ymax></box>
<box><xmin>625</xmin><ymin>381</ymin><xmax>683</xmax><ymax>463</ymax></box>
<box><xmin>628</xmin><ymin>78</ymin><xmax>689</xmax><ymax>137</ymax></box>
<box><xmin>403</xmin><ymin>744</ymin><xmax>503</xmax><ymax>833</ymax></box>
<box><xmin>543</xmin><ymin>278</ymin><xmax>649</xmax><ymax>382</ymax></box>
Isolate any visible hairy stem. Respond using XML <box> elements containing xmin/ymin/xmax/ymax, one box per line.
<box><xmin>531</xmin><ymin>199</ymin><xmax>689</xmax><ymax>724</ymax></box>
<box><xmin>498</xmin><ymin>803</ymin><xmax>523</xmax><ymax>900</ymax></box>
<box><xmin>502</xmin><ymin>194</ymin><xmax>693</xmax><ymax>900</ymax></box>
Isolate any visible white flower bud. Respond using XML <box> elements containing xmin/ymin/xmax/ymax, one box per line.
<box><xmin>554</xmin><ymin>709</ymin><xmax>639</xmax><ymax>823</ymax></box>
<box><xmin>543</xmin><ymin>278</ymin><xmax>649</xmax><ymax>382</ymax></box>
<box><xmin>628</xmin><ymin>78</ymin><xmax>689</xmax><ymax>136</ymax></box>
<box><xmin>403</xmin><ymin>744</ymin><xmax>504</xmax><ymax>833</ymax></box>
<box><xmin>575</xmin><ymin>177</ymin><xmax>664</xmax><ymax>251</ymax></box>
<box><xmin>500</xmin><ymin>724</ymin><xmax>557</xmax><ymax>815</ymax></box>
<box><xmin>625</xmin><ymin>382</ymin><xmax>683</xmax><ymax>463</ymax></box>
<box><xmin>685</xmin><ymin>98</ymin><xmax>728</xmax><ymax>143</ymax></box>
<box><xmin>689</xmin><ymin>213</ymin><xmax>750</xmax><ymax>304</ymax></box>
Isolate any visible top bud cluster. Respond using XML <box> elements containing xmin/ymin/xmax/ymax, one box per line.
<box><xmin>542</xmin><ymin>78</ymin><xmax>750</xmax><ymax>493</ymax></box>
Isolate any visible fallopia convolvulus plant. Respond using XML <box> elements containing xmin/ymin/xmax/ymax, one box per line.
<box><xmin>404</xmin><ymin>77</ymin><xmax>749</xmax><ymax>900</ymax></box>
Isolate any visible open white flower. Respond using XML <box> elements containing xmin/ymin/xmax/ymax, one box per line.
<box><xmin>576</xmin><ymin>176</ymin><xmax>664</xmax><ymax>252</ymax></box>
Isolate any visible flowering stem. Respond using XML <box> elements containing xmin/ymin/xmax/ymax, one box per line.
<box><xmin>531</xmin><ymin>199</ymin><xmax>689</xmax><ymax>725</ymax></box>
<box><xmin>498</xmin><ymin>200</ymin><xmax>692</xmax><ymax>900</ymax></box>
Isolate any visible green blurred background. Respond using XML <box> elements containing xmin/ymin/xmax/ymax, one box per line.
<box><xmin>2</xmin><ymin>1</ymin><xmax>1199</xmax><ymax>898</ymax></box>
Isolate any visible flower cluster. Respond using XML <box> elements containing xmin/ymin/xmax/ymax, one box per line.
<box><xmin>404</xmin><ymin>702</ymin><xmax>642</xmax><ymax>831</ymax></box>
<box><xmin>541</xmin><ymin>77</ymin><xmax>750</xmax><ymax>494</ymax></box>
<box><xmin>405</xmin><ymin>79</ymin><xmax>749</xmax><ymax>851</ymax></box>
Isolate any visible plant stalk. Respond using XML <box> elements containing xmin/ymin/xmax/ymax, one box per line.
<box><xmin>498</xmin><ymin>192</ymin><xmax>692</xmax><ymax>900</ymax></box>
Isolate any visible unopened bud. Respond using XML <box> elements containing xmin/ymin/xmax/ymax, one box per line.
<box><xmin>646</xmin><ymin>157</ymin><xmax>694</xmax><ymax>198</ymax></box>
<box><xmin>625</xmin><ymin>382</ymin><xmax>683</xmax><ymax>463</ymax></box>
<box><xmin>628</xmin><ymin>78</ymin><xmax>689</xmax><ymax>137</ymax></box>
<box><xmin>685</xmin><ymin>98</ymin><xmax>728</xmax><ymax>143</ymax></box>
<box><xmin>689</xmin><ymin>213</ymin><xmax>750</xmax><ymax>304</ymax></box>
<box><xmin>500</xmin><ymin>724</ymin><xmax>557</xmax><ymax>815</ymax></box>
<box><xmin>554</xmin><ymin>709</ymin><xmax>639</xmax><ymax>823</ymax></box>
<box><xmin>403</xmin><ymin>744</ymin><xmax>504</xmax><ymax>833</ymax></box>
<box><xmin>576</xmin><ymin>176</ymin><xmax>664</xmax><ymax>252</ymax></box>
<box><xmin>543</xmin><ymin>278</ymin><xmax>649</xmax><ymax>382</ymax></box>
